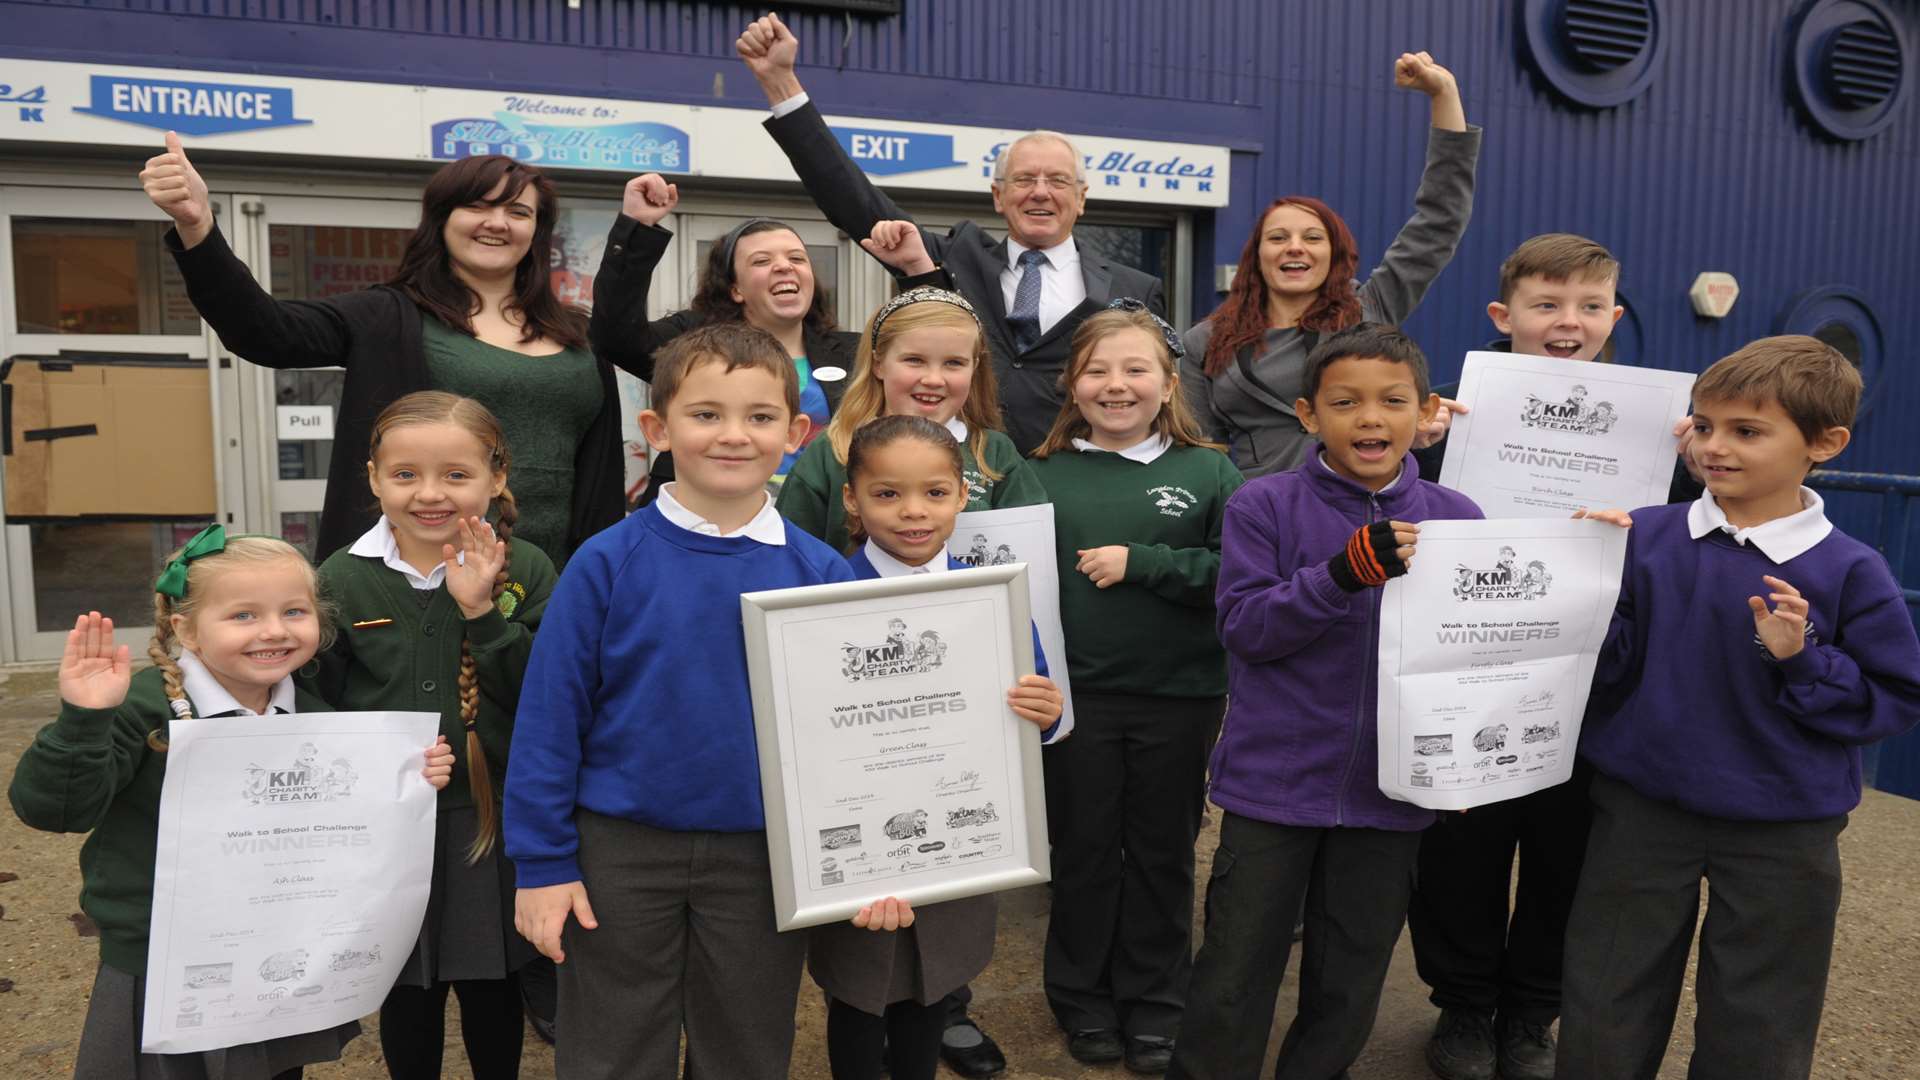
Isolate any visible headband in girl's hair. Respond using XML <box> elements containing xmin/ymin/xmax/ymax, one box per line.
<box><xmin>1107</xmin><ymin>297</ymin><xmax>1186</xmax><ymax>359</ymax></box>
<box><xmin>870</xmin><ymin>286</ymin><xmax>982</xmax><ymax>348</ymax></box>
<box><xmin>719</xmin><ymin>217</ymin><xmax>786</xmax><ymax>283</ymax></box>
<box><xmin>153</xmin><ymin>523</ymin><xmax>226</xmax><ymax>599</ymax></box>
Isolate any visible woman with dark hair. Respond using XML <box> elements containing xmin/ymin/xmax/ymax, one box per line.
<box><xmin>1179</xmin><ymin>52</ymin><xmax>1481</xmax><ymax>478</ymax></box>
<box><xmin>140</xmin><ymin>136</ymin><xmax>628</xmax><ymax>568</ymax></box>
<box><xmin>590</xmin><ymin>174</ymin><xmax>945</xmax><ymax>501</ymax></box>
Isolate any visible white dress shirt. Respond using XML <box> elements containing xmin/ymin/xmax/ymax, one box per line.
<box><xmin>178</xmin><ymin>650</ymin><xmax>297</xmax><ymax>716</ymax></box>
<box><xmin>1686</xmin><ymin>487</ymin><xmax>1831</xmax><ymax>563</ymax></box>
<box><xmin>349</xmin><ymin>518</ymin><xmax>452</xmax><ymax>591</ymax></box>
<box><xmin>1071</xmin><ymin>432</ymin><xmax>1173</xmax><ymax>464</ymax></box>
<box><xmin>1002</xmin><ymin>235</ymin><xmax>1086</xmax><ymax>336</ymax></box>
<box><xmin>862</xmin><ymin>539</ymin><xmax>950</xmax><ymax>577</ymax></box>
<box><xmin>656</xmin><ymin>483</ymin><xmax>789</xmax><ymax>545</ymax></box>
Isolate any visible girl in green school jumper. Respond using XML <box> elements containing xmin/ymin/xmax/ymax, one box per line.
<box><xmin>307</xmin><ymin>391</ymin><xmax>556</xmax><ymax>1080</ymax></box>
<box><xmin>776</xmin><ymin>283</ymin><xmax>1047</xmax><ymax>553</ymax></box>
<box><xmin>1025</xmin><ymin>303</ymin><xmax>1243</xmax><ymax>1070</ymax></box>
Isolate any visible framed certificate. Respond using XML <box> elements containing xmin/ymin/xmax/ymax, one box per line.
<box><xmin>742</xmin><ymin>565</ymin><xmax>1051</xmax><ymax>931</ymax></box>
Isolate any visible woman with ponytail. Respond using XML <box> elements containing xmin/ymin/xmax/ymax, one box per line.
<box><xmin>10</xmin><ymin>528</ymin><xmax>454</xmax><ymax>1079</ymax></box>
<box><xmin>307</xmin><ymin>391</ymin><xmax>556</xmax><ymax>1080</ymax></box>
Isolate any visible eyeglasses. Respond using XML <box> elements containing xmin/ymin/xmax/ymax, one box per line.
<box><xmin>1001</xmin><ymin>173</ymin><xmax>1081</xmax><ymax>192</ymax></box>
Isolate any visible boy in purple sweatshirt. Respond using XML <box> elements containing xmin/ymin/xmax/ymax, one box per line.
<box><xmin>1559</xmin><ymin>336</ymin><xmax>1920</xmax><ymax>1080</ymax></box>
<box><xmin>1169</xmin><ymin>324</ymin><xmax>1483</xmax><ymax>1080</ymax></box>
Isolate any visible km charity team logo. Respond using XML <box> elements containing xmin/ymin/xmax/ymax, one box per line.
<box><xmin>1520</xmin><ymin>384</ymin><xmax>1619</xmax><ymax>435</ymax></box>
<box><xmin>955</xmin><ymin>534</ymin><xmax>1020</xmax><ymax>568</ymax></box>
<box><xmin>841</xmin><ymin>619</ymin><xmax>948</xmax><ymax>682</ymax></box>
<box><xmin>242</xmin><ymin>743</ymin><xmax>358</xmax><ymax>805</ymax></box>
<box><xmin>1453</xmin><ymin>547</ymin><xmax>1554</xmax><ymax>602</ymax></box>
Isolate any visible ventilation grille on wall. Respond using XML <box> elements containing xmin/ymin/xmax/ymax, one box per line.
<box><xmin>1562</xmin><ymin>0</ymin><xmax>1654</xmax><ymax>72</ymax></box>
<box><xmin>1825</xmin><ymin>21</ymin><xmax>1902</xmax><ymax>108</ymax></box>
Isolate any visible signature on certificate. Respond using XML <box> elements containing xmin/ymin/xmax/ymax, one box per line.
<box><xmin>933</xmin><ymin>770</ymin><xmax>983</xmax><ymax>795</ymax></box>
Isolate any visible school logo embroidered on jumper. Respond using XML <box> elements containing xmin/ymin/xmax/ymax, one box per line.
<box><xmin>1452</xmin><ymin>547</ymin><xmax>1554</xmax><ymax>602</ymax></box>
<box><xmin>1520</xmin><ymin>385</ymin><xmax>1619</xmax><ymax>436</ymax></box>
<box><xmin>963</xmin><ymin>467</ymin><xmax>995</xmax><ymax>507</ymax></box>
<box><xmin>840</xmin><ymin>618</ymin><xmax>948</xmax><ymax>681</ymax></box>
<box><xmin>242</xmin><ymin>743</ymin><xmax>358</xmax><ymax>805</ymax></box>
<box><xmin>1148</xmin><ymin>485</ymin><xmax>1197</xmax><ymax>518</ymax></box>
<box><xmin>497</xmin><ymin>581</ymin><xmax>526</xmax><ymax>618</ymax></box>
<box><xmin>956</xmin><ymin>534</ymin><xmax>1020</xmax><ymax>567</ymax></box>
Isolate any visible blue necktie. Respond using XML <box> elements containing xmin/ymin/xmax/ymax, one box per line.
<box><xmin>1008</xmin><ymin>248</ymin><xmax>1049</xmax><ymax>354</ymax></box>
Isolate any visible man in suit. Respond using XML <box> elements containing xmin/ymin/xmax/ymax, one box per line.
<box><xmin>739</xmin><ymin>14</ymin><xmax>1168</xmax><ymax>456</ymax></box>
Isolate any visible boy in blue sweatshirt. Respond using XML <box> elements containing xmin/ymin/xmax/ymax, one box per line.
<box><xmin>1559</xmin><ymin>336</ymin><xmax>1920</xmax><ymax>1080</ymax></box>
<box><xmin>504</xmin><ymin>322</ymin><xmax>854</xmax><ymax>1079</ymax></box>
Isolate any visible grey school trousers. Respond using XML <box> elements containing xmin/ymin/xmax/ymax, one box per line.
<box><xmin>555</xmin><ymin>811</ymin><xmax>807</xmax><ymax>1080</ymax></box>
<box><xmin>1557</xmin><ymin>773</ymin><xmax>1846</xmax><ymax>1080</ymax></box>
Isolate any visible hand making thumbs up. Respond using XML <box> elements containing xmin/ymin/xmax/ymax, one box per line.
<box><xmin>139</xmin><ymin>131</ymin><xmax>214</xmax><ymax>249</ymax></box>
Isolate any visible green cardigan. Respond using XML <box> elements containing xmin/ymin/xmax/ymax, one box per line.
<box><xmin>7</xmin><ymin>668</ymin><xmax>332</xmax><ymax>974</ymax></box>
<box><xmin>776</xmin><ymin>427</ymin><xmax>1047</xmax><ymax>553</ymax></box>
<box><xmin>308</xmin><ymin>540</ymin><xmax>555</xmax><ymax>811</ymax></box>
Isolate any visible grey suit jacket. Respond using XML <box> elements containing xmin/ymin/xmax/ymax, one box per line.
<box><xmin>766</xmin><ymin>100</ymin><xmax>1167</xmax><ymax>453</ymax></box>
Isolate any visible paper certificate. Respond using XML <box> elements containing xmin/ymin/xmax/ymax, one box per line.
<box><xmin>1438</xmin><ymin>351</ymin><xmax>1695</xmax><ymax>517</ymax></box>
<box><xmin>954</xmin><ymin>504</ymin><xmax>1075</xmax><ymax>740</ymax></box>
<box><xmin>743</xmin><ymin>566</ymin><xmax>1050</xmax><ymax>931</ymax></box>
<box><xmin>1377</xmin><ymin>519</ymin><xmax>1626</xmax><ymax>810</ymax></box>
<box><xmin>141</xmin><ymin>711</ymin><xmax>439</xmax><ymax>1053</ymax></box>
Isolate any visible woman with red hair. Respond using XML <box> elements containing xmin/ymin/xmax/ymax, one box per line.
<box><xmin>1179</xmin><ymin>51</ymin><xmax>1479</xmax><ymax>478</ymax></box>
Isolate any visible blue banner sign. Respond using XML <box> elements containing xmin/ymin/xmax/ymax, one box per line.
<box><xmin>831</xmin><ymin>125</ymin><xmax>964</xmax><ymax>176</ymax></box>
<box><xmin>431</xmin><ymin>115</ymin><xmax>688</xmax><ymax>171</ymax></box>
<box><xmin>75</xmin><ymin>75</ymin><xmax>310</xmax><ymax>136</ymax></box>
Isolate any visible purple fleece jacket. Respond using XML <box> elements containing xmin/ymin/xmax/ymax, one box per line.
<box><xmin>1581</xmin><ymin>503</ymin><xmax>1920</xmax><ymax>821</ymax></box>
<box><xmin>1210</xmin><ymin>449</ymin><xmax>1483</xmax><ymax>831</ymax></box>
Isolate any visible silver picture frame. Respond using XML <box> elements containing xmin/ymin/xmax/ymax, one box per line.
<box><xmin>742</xmin><ymin>564</ymin><xmax>1051</xmax><ymax>931</ymax></box>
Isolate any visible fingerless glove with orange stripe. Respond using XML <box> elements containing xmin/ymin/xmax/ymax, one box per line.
<box><xmin>1327</xmin><ymin>520</ymin><xmax>1409</xmax><ymax>592</ymax></box>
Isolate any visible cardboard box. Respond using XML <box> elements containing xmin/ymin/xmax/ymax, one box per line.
<box><xmin>3</xmin><ymin>355</ymin><xmax>215</xmax><ymax>519</ymax></box>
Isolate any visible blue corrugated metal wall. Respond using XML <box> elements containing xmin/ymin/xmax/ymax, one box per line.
<box><xmin>2</xmin><ymin>0</ymin><xmax>1916</xmax><ymax>559</ymax></box>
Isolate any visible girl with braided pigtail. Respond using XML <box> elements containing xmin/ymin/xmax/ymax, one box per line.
<box><xmin>10</xmin><ymin>529</ymin><xmax>455</xmax><ymax>1079</ymax></box>
<box><xmin>306</xmin><ymin>391</ymin><xmax>556</xmax><ymax>1080</ymax></box>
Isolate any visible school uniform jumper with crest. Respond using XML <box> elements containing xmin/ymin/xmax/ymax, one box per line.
<box><xmin>1025</xmin><ymin>435</ymin><xmax>1243</xmax><ymax>1042</ymax></box>
<box><xmin>1557</xmin><ymin>492</ymin><xmax>1920</xmax><ymax>1079</ymax></box>
<box><xmin>9</xmin><ymin>656</ymin><xmax>360</xmax><ymax>1080</ymax></box>
<box><xmin>503</xmin><ymin>487</ymin><xmax>854</xmax><ymax>1080</ymax></box>
<box><xmin>310</xmin><ymin>519</ymin><xmax>557</xmax><ymax>989</ymax></box>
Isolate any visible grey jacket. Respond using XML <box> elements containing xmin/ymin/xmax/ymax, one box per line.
<box><xmin>1180</xmin><ymin>125</ymin><xmax>1483</xmax><ymax>477</ymax></box>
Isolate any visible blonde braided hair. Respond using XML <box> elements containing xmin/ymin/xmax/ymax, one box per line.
<box><xmin>369</xmin><ymin>391</ymin><xmax>515</xmax><ymax>864</ymax></box>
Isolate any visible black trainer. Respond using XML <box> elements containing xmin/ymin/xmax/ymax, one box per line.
<box><xmin>1495</xmin><ymin>1014</ymin><xmax>1556</xmax><ymax>1080</ymax></box>
<box><xmin>1067</xmin><ymin>1028</ymin><xmax>1125</xmax><ymax>1064</ymax></box>
<box><xmin>1425</xmin><ymin>1008</ymin><xmax>1496</xmax><ymax>1080</ymax></box>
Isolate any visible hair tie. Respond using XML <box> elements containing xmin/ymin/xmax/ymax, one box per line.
<box><xmin>719</xmin><ymin>218</ymin><xmax>785</xmax><ymax>284</ymax></box>
<box><xmin>154</xmin><ymin>523</ymin><xmax>227</xmax><ymax>600</ymax></box>
<box><xmin>1106</xmin><ymin>297</ymin><xmax>1185</xmax><ymax>359</ymax></box>
<box><xmin>870</xmin><ymin>286</ymin><xmax>982</xmax><ymax>348</ymax></box>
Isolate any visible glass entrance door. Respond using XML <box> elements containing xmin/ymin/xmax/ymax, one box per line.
<box><xmin>0</xmin><ymin>185</ymin><xmax>235</xmax><ymax>662</ymax></box>
<box><xmin>219</xmin><ymin>194</ymin><xmax>418</xmax><ymax>557</ymax></box>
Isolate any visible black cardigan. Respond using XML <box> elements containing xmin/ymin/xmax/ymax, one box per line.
<box><xmin>167</xmin><ymin>224</ymin><xmax>630</xmax><ymax>562</ymax></box>
<box><xmin>589</xmin><ymin>215</ymin><xmax>862</xmax><ymax>493</ymax></box>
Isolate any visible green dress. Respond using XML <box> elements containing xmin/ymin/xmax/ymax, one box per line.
<box><xmin>776</xmin><ymin>427</ymin><xmax>1047</xmax><ymax>553</ymax></box>
<box><xmin>422</xmin><ymin>317</ymin><xmax>602</xmax><ymax>565</ymax></box>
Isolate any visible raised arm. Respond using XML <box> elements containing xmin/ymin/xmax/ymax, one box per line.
<box><xmin>7</xmin><ymin>614</ymin><xmax>150</xmax><ymax>834</ymax></box>
<box><xmin>738</xmin><ymin>15</ymin><xmax>949</xmax><ymax>274</ymax></box>
<box><xmin>142</xmin><ymin>132</ymin><xmax>371</xmax><ymax>369</ymax></box>
<box><xmin>1358</xmin><ymin>53</ymin><xmax>1482</xmax><ymax>324</ymax></box>
<box><xmin>589</xmin><ymin>174</ymin><xmax>701</xmax><ymax>382</ymax></box>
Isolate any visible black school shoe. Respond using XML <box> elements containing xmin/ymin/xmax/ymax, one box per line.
<box><xmin>940</xmin><ymin>1019</ymin><xmax>1007</xmax><ymax>1078</ymax></box>
<box><xmin>1425</xmin><ymin>1008</ymin><xmax>1496</xmax><ymax>1080</ymax></box>
<box><xmin>1495</xmin><ymin>1014</ymin><xmax>1556</xmax><ymax>1080</ymax></box>
<box><xmin>1124</xmin><ymin>1034</ymin><xmax>1175</xmax><ymax>1074</ymax></box>
<box><xmin>1067</xmin><ymin>1027</ymin><xmax>1125</xmax><ymax>1064</ymax></box>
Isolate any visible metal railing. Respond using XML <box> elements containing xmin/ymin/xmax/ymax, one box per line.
<box><xmin>1807</xmin><ymin>469</ymin><xmax>1920</xmax><ymax>799</ymax></box>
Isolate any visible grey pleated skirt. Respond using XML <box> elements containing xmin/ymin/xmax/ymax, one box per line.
<box><xmin>74</xmin><ymin>962</ymin><xmax>359</xmax><ymax>1080</ymax></box>
<box><xmin>393</xmin><ymin>803</ymin><xmax>537</xmax><ymax>987</ymax></box>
